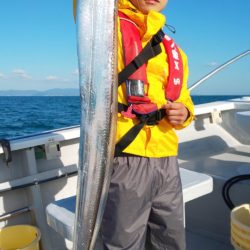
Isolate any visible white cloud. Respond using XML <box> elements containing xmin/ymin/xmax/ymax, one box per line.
<box><xmin>12</xmin><ymin>69</ymin><xmax>31</xmax><ymax>79</ymax></box>
<box><xmin>206</xmin><ymin>62</ymin><xmax>219</xmax><ymax>67</ymax></box>
<box><xmin>45</xmin><ymin>75</ymin><xmax>59</xmax><ymax>81</ymax></box>
<box><xmin>0</xmin><ymin>72</ymin><xmax>5</xmax><ymax>79</ymax></box>
<box><xmin>72</xmin><ymin>69</ymin><xmax>79</xmax><ymax>75</ymax></box>
<box><xmin>62</xmin><ymin>78</ymin><xmax>70</xmax><ymax>82</ymax></box>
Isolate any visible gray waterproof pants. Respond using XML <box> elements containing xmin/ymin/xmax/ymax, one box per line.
<box><xmin>101</xmin><ymin>156</ymin><xmax>185</xmax><ymax>250</ymax></box>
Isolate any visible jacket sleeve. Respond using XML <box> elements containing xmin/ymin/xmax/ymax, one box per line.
<box><xmin>174</xmin><ymin>48</ymin><xmax>195</xmax><ymax>130</ymax></box>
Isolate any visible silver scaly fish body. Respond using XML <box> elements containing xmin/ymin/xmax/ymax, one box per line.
<box><xmin>73</xmin><ymin>0</ymin><xmax>117</xmax><ymax>249</ymax></box>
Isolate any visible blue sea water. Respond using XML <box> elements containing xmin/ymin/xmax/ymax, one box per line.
<box><xmin>0</xmin><ymin>96</ymin><xmax>80</xmax><ymax>139</ymax></box>
<box><xmin>0</xmin><ymin>95</ymin><xmax>247</xmax><ymax>139</ymax></box>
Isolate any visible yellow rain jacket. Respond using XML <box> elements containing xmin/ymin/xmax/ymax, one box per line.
<box><xmin>117</xmin><ymin>0</ymin><xmax>194</xmax><ymax>157</ymax></box>
<box><xmin>73</xmin><ymin>0</ymin><xmax>194</xmax><ymax>157</ymax></box>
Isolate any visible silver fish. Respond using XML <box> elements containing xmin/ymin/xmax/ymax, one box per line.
<box><xmin>73</xmin><ymin>0</ymin><xmax>118</xmax><ymax>249</ymax></box>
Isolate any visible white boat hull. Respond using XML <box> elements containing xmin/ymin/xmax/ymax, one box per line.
<box><xmin>0</xmin><ymin>97</ymin><xmax>250</xmax><ymax>249</ymax></box>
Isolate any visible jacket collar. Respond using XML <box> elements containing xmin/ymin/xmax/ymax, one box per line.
<box><xmin>118</xmin><ymin>0</ymin><xmax>166</xmax><ymax>42</ymax></box>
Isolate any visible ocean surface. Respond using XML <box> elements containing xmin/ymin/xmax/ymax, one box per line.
<box><xmin>0</xmin><ymin>95</ymin><xmax>247</xmax><ymax>139</ymax></box>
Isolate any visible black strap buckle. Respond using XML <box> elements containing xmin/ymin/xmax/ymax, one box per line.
<box><xmin>137</xmin><ymin>109</ymin><xmax>166</xmax><ymax>125</ymax></box>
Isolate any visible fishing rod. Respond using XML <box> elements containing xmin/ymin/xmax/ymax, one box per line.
<box><xmin>189</xmin><ymin>50</ymin><xmax>250</xmax><ymax>92</ymax></box>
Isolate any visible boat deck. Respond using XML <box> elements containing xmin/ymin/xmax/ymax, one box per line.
<box><xmin>182</xmin><ymin>142</ymin><xmax>249</xmax><ymax>249</ymax></box>
<box><xmin>179</xmin><ymin>141</ymin><xmax>250</xmax><ymax>179</ymax></box>
<box><xmin>177</xmin><ymin>116</ymin><xmax>250</xmax><ymax>250</ymax></box>
<box><xmin>186</xmin><ymin>230</ymin><xmax>233</xmax><ymax>250</ymax></box>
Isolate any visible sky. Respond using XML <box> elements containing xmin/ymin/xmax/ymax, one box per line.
<box><xmin>0</xmin><ymin>0</ymin><xmax>249</xmax><ymax>95</ymax></box>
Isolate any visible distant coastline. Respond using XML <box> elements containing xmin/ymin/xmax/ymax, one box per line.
<box><xmin>0</xmin><ymin>88</ymin><xmax>79</xmax><ymax>96</ymax></box>
<box><xmin>0</xmin><ymin>89</ymin><xmax>249</xmax><ymax>97</ymax></box>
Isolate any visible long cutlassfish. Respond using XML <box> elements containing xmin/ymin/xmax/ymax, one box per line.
<box><xmin>73</xmin><ymin>0</ymin><xmax>117</xmax><ymax>249</ymax></box>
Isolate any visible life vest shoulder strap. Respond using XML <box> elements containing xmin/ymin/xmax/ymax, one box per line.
<box><xmin>118</xmin><ymin>12</ymin><xmax>164</xmax><ymax>86</ymax></box>
<box><xmin>118</xmin><ymin>11</ymin><xmax>184</xmax><ymax>102</ymax></box>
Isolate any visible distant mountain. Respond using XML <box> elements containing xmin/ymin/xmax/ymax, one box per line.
<box><xmin>0</xmin><ymin>88</ymin><xmax>80</xmax><ymax>96</ymax></box>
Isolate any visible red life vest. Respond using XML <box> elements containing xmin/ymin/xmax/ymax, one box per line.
<box><xmin>118</xmin><ymin>12</ymin><xmax>183</xmax><ymax>118</ymax></box>
<box><xmin>115</xmin><ymin>12</ymin><xmax>184</xmax><ymax>155</ymax></box>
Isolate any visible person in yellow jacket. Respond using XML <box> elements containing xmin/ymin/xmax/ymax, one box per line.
<box><xmin>74</xmin><ymin>0</ymin><xmax>194</xmax><ymax>249</ymax></box>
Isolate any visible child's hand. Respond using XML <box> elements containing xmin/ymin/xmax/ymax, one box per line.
<box><xmin>162</xmin><ymin>102</ymin><xmax>189</xmax><ymax>126</ymax></box>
